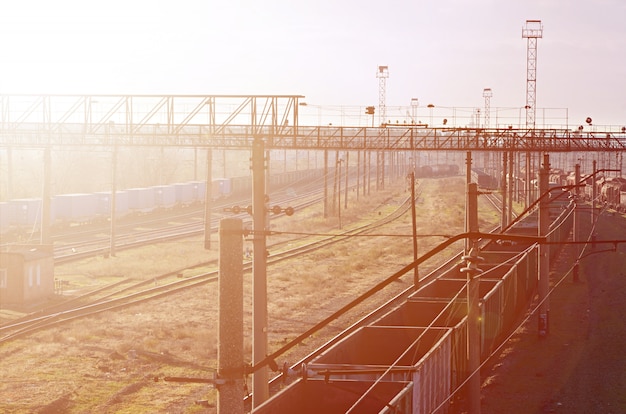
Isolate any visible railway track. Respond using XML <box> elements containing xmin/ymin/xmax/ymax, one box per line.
<box><xmin>1</xmin><ymin>174</ymin><xmax>513</xmax><ymax>412</ymax></box>
<box><xmin>0</xmin><ymin>184</ymin><xmax>418</xmax><ymax>344</ymax></box>
<box><xmin>51</xmin><ymin>189</ymin><xmax>325</xmax><ymax>263</ymax></box>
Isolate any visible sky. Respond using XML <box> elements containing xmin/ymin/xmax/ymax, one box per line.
<box><xmin>0</xmin><ymin>0</ymin><xmax>624</xmax><ymax>127</ymax></box>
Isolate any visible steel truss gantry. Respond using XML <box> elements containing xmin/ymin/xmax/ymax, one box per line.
<box><xmin>0</xmin><ymin>94</ymin><xmax>625</xmax><ymax>153</ymax></box>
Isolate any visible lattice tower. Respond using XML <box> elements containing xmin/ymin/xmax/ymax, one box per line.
<box><xmin>483</xmin><ymin>88</ymin><xmax>492</xmax><ymax>128</ymax></box>
<box><xmin>377</xmin><ymin>66</ymin><xmax>389</xmax><ymax>126</ymax></box>
<box><xmin>522</xmin><ymin>20</ymin><xmax>543</xmax><ymax>128</ymax></box>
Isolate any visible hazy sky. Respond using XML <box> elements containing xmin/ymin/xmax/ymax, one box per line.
<box><xmin>0</xmin><ymin>0</ymin><xmax>624</xmax><ymax>127</ymax></box>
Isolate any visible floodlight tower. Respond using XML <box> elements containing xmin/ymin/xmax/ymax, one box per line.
<box><xmin>482</xmin><ymin>88</ymin><xmax>492</xmax><ymax>128</ymax></box>
<box><xmin>483</xmin><ymin>88</ymin><xmax>493</xmax><ymax>174</ymax></box>
<box><xmin>522</xmin><ymin>20</ymin><xmax>543</xmax><ymax>128</ymax></box>
<box><xmin>410</xmin><ymin>97</ymin><xmax>419</xmax><ymax>123</ymax></box>
<box><xmin>377</xmin><ymin>65</ymin><xmax>389</xmax><ymax>126</ymax></box>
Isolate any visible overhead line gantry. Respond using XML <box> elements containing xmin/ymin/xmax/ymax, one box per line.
<box><xmin>0</xmin><ymin>94</ymin><xmax>625</xmax><ymax>153</ymax></box>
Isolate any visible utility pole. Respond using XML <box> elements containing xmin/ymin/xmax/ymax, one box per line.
<box><xmin>508</xmin><ymin>151</ymin><xmax>514</xmax><ymax>226</ymax></box>
<box><xmin>217</xmin><ymin>218</ymin><xmax>244</xmax><ymax>414</ymax></box>
<box><xmin>501</xmin><ymin>152</ymin><xmax>508</xmax><ymax>229</ymax></box>
<box><xmin>591</xmin><ymin>159</ymin><xmax>597</xmax><ymax>225</ymax></box>
<box><xmin>538</xmin><ymin>153</ymin><xmax>550</xmax><ymax>336</ymax></box>
<box><xmin>110</xmin><ymin>140</ymin><xmax>118</xmax><ymax>257</ymax></box>
<box><xmin>204</xmin><ymin>148</ymin><xmax>213</xmax><ymax>250</ymax></box>
<box><xmin>323</xmin><ymin>150</ymin><xmax>328</xmax><ymax>218</ymax></box>
<box><xmin>409</xmin><ymin>171</ymin><xmax>419</xmax><ymax>288</ymax></box>
<box><xmin>40</xmin><ymin>146</ymin><xmax>52</xmax><ymax>245</ymax></box>
<box><xmin>465</xmin><ymin>151</ymin><xmax>472</xmax><ymax>254</ymax></box>
<box><xmin>251</xmin><ymin>137</ymin><xmax>269</xmax><ymax>407</ymax></box>
<box><xmin>462</xmin><ymin>182</ymin><xmax>483</xmax><ymax>414</ymax></box>
<box><xmin>344</xmin><ymin>152</ymin><xmax>349</xmax><ymax>209</ymax></box>
<box><xmin>573</xmin><ymin>163</ymin><xmax>581</xmax><ymax>282</ymax></box>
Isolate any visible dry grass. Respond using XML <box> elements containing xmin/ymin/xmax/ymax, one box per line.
<box><xmin>0</xmin><ymin>175</ymin><xmax>500</xmax><ymax>413</ymax></box>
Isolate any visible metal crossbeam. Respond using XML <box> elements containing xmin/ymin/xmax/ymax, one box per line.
<box><xmin>0</xmin><ymin>94</ymin><xmax>624</xmax><ymax>153</ymax></box>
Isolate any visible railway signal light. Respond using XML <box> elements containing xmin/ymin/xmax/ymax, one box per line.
<box><xmin>226</xmin><ymin>204</ymin><xmax>294</xmax><ymax>217</ymax></box>
<box><xmin>271</xmin><ymin>205</ymin><xmax>295</xmax><ymax>216</ymax></box>
<box><xmin>365</xmin><ymin>106</ymin><xmax>375</xmax><ymax>115</ymax></box>
<box><xmin>225</xmin><ymin>205</ymin><xmax>241</xmax><ymax>214</ymax></box>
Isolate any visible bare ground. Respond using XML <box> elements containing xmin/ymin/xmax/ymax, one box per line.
<box><xmin>1</xmin><ymin>177</ymin><xmax>488</xmax><ymax>413</ymax></box>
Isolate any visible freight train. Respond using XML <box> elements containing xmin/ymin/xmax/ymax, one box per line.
<box><xmin>414</xmin><ymin>164</ymin><xmax>460</xmax><ymax>178</ymax></box>
<box><xmin>471</xmin><ymin>168</ymin><xmax>499</xmax><ymax>190</ymax></box>
<box><xmin>564</xmin><ymin>172</ymin><xmax>626</xmax><ymax>211</ymax></box>
<box><xmin>0</xmin><ymin>169</ymin><xmax>323</xmax><ymax>237</ymax></box>
<box><xmin>254</xmin><ymin>195</ymin><xmax>575</xmax><ymax>413</ymax></box>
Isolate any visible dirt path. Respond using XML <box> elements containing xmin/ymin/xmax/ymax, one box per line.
<box><xmin>480</xmin><ymin>210</ymin><xmax>626</xmax><ymax>413</ymax></box>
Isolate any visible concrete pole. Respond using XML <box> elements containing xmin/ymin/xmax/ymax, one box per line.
<box><xmin>323</xmin><ymin>150</ymin><xmax>328</xmax><ymax>218</ymax></box>
<box><xmin>362</xmin><ymin>150</ymin><xmax>367</xmax><ymax>197</ymax></box>
<box><xmin>204</xmin><ymin>148</ymin><xmax>213</xmax><ymax>250</ymax></box>
<box><xmin>356</xmin><ymin>151</ymin><xmax>360</xmax><ymax>200</ymax></box>
<box><xmin>409</xmin><ymin>171</ymin><xmax>419</xmax><ymax>288</ymax></box>
<box><xmin>40</xmin><ymin>146</ymin><xmax>52</xmax><ymax>245</ymax></box>
<box><xmin>508</xmin><ymin>151</ymin><xmax>514</xmax><ymax>225</ymax></box>
<box><xmin>376</xmin><ymin>152</ymin><xmax>380</xmax><ymax>192</ymax></box>
<box><xmin>501</xmin><ymin>152</ymin><xmax>508</xmax><ymax>230</ymax></box>
<box><xmin>465</xmin><ymin>182</ymin><xmax>481</xmax><ymax>414</ymax></box>
<box><xmin>526</xmin><ymin>152</ymin><xmax>532</xmax><ymax>208</ymax></box>
<box><xmin>251</xmin><ymin>137</ymin><xmax>269</xmax><ymax>407</ymax></box>
<box><xmin>110</xmin><ymin>142</ymin><xmax>118</xmax><ymax>257</ymax></box>
<box><xmin>538</xmin><ymin>153</ymin><xmax>550</xmax><ymax>336</ymax></box>
<box><xmin>573</xmin><ymin>163</ymin><xmax>581</xmax><ymax>282</ymax></box>
<box><xmin>591</xmin><ymin>159</ymin><xmax>597</xmax><ymax>225</ymax></box>
<box><xmin>332</xmin><ymin>152</ymin><xmax>339</xmax><ymax>216</ymax></box>
<box><xmin>218</xmin><ymin>218</ymin><xmax>244</xmax><ymax>414</ymax></box>
<box><xmin>380</xmin><ymin>151</ymin><xmax>386</xmax><ymax>190</ymax></box>
<box><xmin>465</xmin><ymin>151</ymin><xmax>472</xmax><ymax>254</ymax></box>
<box><xmin>363</xmin><ymin>150</ymin><xmax>372</xmax><ymax>195</ymax></box>
<box><xmin>344</xmin><ymin>152</ymin><xmax>349</xmax><ymax>209</ymax></box>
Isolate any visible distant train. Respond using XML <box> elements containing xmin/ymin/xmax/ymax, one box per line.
<box><xmin>471</xmin><ymin>168</ymin><xmax>499</xmax><ymax>190</ymax></box>
<box><xmin>564</xmin><ymin>171</ymin><xmax>626</xmax><ymax>211</ymax></box>
<box><xmin>0</xmin><ymin>169</ymin><xmax>323</xmax><ymax>237</ymax></box>
<box><xmin>599</xmin><ymin>177</ymin><xmax>626</xmax><ymax>211</ymax></box>
<box><xmin>415</xmin><ymin>164</ymin><xmax>460</xmax><ymax>178</ymax></box>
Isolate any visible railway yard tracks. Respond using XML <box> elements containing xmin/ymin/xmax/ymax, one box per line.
<box><xmin>1</xmin><ymin>175</ymin><xmax>511</xmax><ymax>412</ymax></box>
<box><xmin>0</xmin><ymin>183</ymin><xmax>419</xmax><ymax>345</ymax></box>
